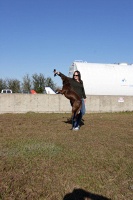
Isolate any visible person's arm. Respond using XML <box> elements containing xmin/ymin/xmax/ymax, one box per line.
<box><xmin>54</xmin><ymin>70</ymin><xmax>72</xmax><ymax>83</ymax></box>
<box><xmin>58</xmin><ymin>72</ymin><xmax>68</xmax><ymax>80</ymax></box>
<box><xmin>82</xmin><ymin>84</ymin><xmax>87</xmax><ymax>102</ymax></box>
<box><xmin>54</xmin><ymin>70</ymin><xmax>68</xmax><ymax>79</ymax></box>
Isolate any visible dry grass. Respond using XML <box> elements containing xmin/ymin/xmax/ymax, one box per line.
<box><xmin>0</xmin><ymin>112</ymin><xmax>133</xmax><ymax>200</ymax></box>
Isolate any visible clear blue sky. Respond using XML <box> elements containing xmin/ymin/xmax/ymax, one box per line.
<box><xmin>0</xmin><ymin>0</ymin><xmax>133</xmax><ymax>87</ymax></box>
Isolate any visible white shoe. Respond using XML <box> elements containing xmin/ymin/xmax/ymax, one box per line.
<box><xmin>73</xmin><ymin>126</ymin><xmax>79</xmax><ymax>131</ymax></box>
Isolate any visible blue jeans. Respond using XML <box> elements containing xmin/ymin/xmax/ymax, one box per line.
<box><xmin>72</xmin><ymin>99</ymin><xmax>86</xmax><ymax>128</ymax></box>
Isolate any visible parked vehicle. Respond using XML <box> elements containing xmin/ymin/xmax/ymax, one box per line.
<box><xmin>44</xmin><ymin>87</ymin><xmax>56</xmax><ymax>94</ymax></box>
<box><xmin>1</xmin><ymin>89</ymin><xmax>12</xmax><ymax>93</ymax></box>
<box><xmin>30</xmin><ymin>90</ymin><xmax>37</xmax><ymax>94</ymax></box>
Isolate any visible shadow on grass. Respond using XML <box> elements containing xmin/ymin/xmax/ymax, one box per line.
<box><xmin>63</xmin><ymin>118</ymin><xmax>85</xmax><ymax>127</ymax></box>
<box><xmin>63</xmin><ymin>188</ymin><xmax>111</xmax><ymax>200</ymax></box>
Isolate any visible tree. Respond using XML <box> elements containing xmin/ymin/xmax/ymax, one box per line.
<box><xmin>45</xmin><ymin>77</ymin><xmax>56</xmax><ymax>91</ymax></box>
<box><xmin>0</xmin><ymin>72</ymin><xmax>59</xmax><ymax>93</ymax></box>
<box><xmin>7</xmin><ymin>79</ymin><xmax>20</xmax><ymax>93</ymax></box>
<box><xmin>0</xmin><ymin>79</ymin><xmax>7</xmax><ymax>92</ymax></box>
<box><xmin>22</xmin><ymin>74</ymin><xmax>32</xmax><ymax>92</ymax></box>
<box><xmin>32</xmin><ymin>73</ymin><xmax>45</xmax><ymax>93</ymax></box>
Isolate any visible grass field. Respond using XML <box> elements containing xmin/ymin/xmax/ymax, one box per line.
<box><xmin>0</xmin><ymin>112</ymin><xmax>133</xmax><ymax>200</ymax></box>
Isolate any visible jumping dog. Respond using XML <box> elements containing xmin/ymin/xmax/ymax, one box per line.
<box><xmin>54</xmin><ymin>69</ymin><xmax>82</xmax><ymax>121</ymax></box>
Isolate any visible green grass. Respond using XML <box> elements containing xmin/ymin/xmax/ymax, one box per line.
<box><xmin>0</xmin><ymin>112</ymin><xmax>133</xmax><ymax>200</ymax></box>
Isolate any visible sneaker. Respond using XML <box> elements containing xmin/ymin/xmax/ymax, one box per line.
<box><xmin>73</xmin><ymin>126</ymin><xmax>79</xmax><ymax>131</ymax></box>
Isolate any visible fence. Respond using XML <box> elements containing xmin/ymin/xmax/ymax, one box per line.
<box><xmin>0</xmin><ymin>94</ymin><xmax>133</xmax><ymax>114</ymax></box>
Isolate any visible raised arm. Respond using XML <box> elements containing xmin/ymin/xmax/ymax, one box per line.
<box><xmin>53</xmin><ymin>69</ymin><xmax>69</xmax><ymax>81</ymax></box>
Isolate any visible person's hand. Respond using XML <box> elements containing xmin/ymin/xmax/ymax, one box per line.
<box><xmin>84</xmin><ymin>99</ymin><xmax>86</xmax><ymax>103</ymax></box>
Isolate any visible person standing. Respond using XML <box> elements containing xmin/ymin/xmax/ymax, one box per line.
<box><xmin>55</xmin><ymin>70</ymin><xmax>86</xmax><ymax>130</ymax></box>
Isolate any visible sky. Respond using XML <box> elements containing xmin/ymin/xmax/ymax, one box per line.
<box><xmin>0</xmin><ymin>0</ymin><xmax>133</xmax><ymax>87</ymax></box>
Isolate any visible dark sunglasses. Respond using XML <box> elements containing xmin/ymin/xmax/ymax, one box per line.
<box><xmin>74</xmin><ymin>74</ymin><xmax>79</xmax><ymax>76</ymax></box>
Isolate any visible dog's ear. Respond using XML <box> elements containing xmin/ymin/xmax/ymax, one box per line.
<box><xmin>53</xmin><ymin>69</ymin><xmax>57</xmax><ymax>76</ymax></box>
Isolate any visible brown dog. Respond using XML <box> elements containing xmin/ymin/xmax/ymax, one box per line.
<box><xmin>54</xmin><ymin>69</ymin><xmax>82</xmax><ymax>120</ymax></box>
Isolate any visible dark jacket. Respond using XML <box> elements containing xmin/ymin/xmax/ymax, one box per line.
<box><xmin>59</xmin><ymin>72</ymin><xmax>86</xmax><ymax>99</ymax></box>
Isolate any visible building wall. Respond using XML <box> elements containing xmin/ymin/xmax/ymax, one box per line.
<box><xmin>68</xmin><ymin>62</ymin><xmax>133</xmax><ymax>96</ymax></box>
<box><xmin>0</xmin><ymin>94</ymin><xmax>133</xmax><ymax>114</ymax></box>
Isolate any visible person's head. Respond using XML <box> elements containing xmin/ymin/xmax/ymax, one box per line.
<box><xmin>73</xmin><ymin>70</ymin><xmax>82</xmax><ymax>83</ymax></box>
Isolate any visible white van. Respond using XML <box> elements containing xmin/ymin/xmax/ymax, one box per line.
<box><xmin>1</xmin><ymin>89</ymin><xmax>12</xmax><ymax>93</ymax></box>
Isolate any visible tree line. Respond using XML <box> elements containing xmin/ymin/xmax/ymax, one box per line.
<box><xmin>0</xmin><ymin>73</ymin><xmax>58</xmax><ymax>93</ymax></box>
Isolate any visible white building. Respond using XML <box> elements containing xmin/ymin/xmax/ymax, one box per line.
<box><xmin>68</xmin><ymin>61</ymin><xmax>133</xmax><ymax>96</ymax></box>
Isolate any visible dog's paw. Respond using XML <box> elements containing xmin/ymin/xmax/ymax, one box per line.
<box><xmin>53</xmin><ymin>69</ymin><xmax>57</xmax><ymax>76</ymax></box>
<box><xmin>55</xmin><ymin>89</ymin><xmax>60</xmax><ymax>94</ymax></box>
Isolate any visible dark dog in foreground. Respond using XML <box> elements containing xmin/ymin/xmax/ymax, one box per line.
<box><xmin>54</xmin><ymin>69</ymin><xmax>82</xmax><ymax>120</ymax></box>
